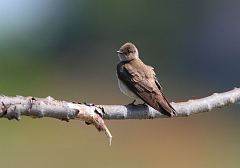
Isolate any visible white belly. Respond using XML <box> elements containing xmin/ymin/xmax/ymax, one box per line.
<box><xmin>118</xmin><ymin>79</ymin><xmax>139</xmax><ymax>99</ymax></box>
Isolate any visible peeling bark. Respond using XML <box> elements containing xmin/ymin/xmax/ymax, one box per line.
<box><xmin>0</xmin><ymin>87</ymin><xmax>239</xmax><ymax>145</ymax></box>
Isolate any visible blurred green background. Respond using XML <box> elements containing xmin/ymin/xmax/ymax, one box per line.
<box><xmin>0</xmin><ymin>0</ymin><xmax>240</xmax><ymax>168</ymax></box>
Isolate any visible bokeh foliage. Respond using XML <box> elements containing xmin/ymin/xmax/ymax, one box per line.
<box><xmin>0</xmin><ymin>0</ymin><xmax>240</xmax><ymax>167</ymax></box>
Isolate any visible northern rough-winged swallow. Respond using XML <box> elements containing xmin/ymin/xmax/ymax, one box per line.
<box><xmin>116</xmin><ymin>42</ymin><xmax>176</xmax><ymax>117</ymax></box>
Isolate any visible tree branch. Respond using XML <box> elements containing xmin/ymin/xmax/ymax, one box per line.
<box><xmin>0</xmin><ymin>87</ymin><xmax>239</xmax><ymax>145</ymax></box>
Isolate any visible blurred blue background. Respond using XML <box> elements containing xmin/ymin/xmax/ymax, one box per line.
<box><xmin>0</xmin><ymin>0</ymin><xmax>239</xmax><ymax>167</ymax></box>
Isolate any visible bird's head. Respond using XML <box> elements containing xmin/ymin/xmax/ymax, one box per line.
<box><xmin>116</xmin><ymin>42</ymin><xmax>139</xmax><ymax>61</ymax></box>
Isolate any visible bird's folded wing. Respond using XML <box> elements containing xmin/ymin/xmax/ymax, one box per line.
<box><xmin>117</xmin><ymin>62</ymin><xmax>174</xmax><ymax>116</ymax></box>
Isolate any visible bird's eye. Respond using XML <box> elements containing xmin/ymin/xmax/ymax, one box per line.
<box><xmin>127</xmin><ymin>48</ymin><xmax>133</xmax><ymax>53</ymax></box>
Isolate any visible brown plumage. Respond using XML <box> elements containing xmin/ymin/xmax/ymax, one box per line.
<box><xmin>116</xmin><ymin>42</ymin><xmax>175</xmax><ymax>117</ymax></box>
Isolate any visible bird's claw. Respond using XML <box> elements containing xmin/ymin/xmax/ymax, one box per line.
<box><xmin>128</xmin><ymin>99</ymin><xmax>137</xmax><ymax>106</ymax></box>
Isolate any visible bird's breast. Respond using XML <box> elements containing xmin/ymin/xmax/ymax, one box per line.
<box><xmin>117</xmin><ymin>78</ymin><xmax>138</xmax><ymax>99</ymax></box>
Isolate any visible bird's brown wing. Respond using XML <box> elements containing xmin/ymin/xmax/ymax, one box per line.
<box><xmin>117</xmin><ymin>61</ymin><xmax>175</xmax><ymax>117</ymax></box>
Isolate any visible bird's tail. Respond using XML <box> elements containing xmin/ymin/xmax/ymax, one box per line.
<box><xmin>159</xmin><ymin>104</ymin><xmax>176</xmax><ymax>117</ymax></box>
<box><xmin>158</xmin><ymin>94</ymin><xmax>176</xmax><ymax>117</ymax></box>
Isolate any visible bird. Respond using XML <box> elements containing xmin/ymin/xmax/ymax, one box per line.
<box><xmin>116</xmin><ymin>42</ymin><xmax>176</xmax><ymax>117</ymax></box>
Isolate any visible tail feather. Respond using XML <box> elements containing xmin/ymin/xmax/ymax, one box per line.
<box><xmin>158</xmin><ymin>102</ymin><xmax>175</xmax><ymax>117</ymax></box>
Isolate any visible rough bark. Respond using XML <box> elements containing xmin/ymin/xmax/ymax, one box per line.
<box><xmin>0</xmin><ymin>87</ymin><xmax>239</xmax><ymax>145</ymax></box>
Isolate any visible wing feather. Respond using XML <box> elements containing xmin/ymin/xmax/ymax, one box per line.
<box><xmin>117</xmin><ymin>61</ymin><xmax>175</xmax><ymax>116</ymax></box>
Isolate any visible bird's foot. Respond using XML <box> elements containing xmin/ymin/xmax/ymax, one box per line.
<box><xmin>139</xmin><ymin>102</ymin><xmax>148</xmax><ymax>108</ymax></box>
<box><xmin>127</xmin><ymin>100</ymin><xmax>148</xmax><ymax>108</ymax></box>
<box><xmin>127</xmin><ymin>99</ymin><xmax>137</xmax><ymax>106</ymax></box>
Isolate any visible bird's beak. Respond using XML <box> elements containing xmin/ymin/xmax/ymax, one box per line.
<box><xmin>116</xmin><ymin>50</ymin><xmax>123</xmax><ymax>54</ymax></box>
